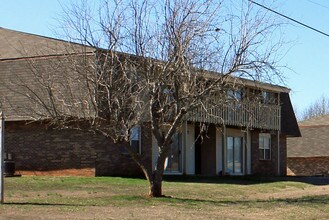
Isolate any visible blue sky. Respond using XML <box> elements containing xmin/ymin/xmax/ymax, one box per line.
<box><xmin>276</xmin><ymin>0</ymin><xmax>329</xmax><ymax>117</ymax></box>
<box><xmin>1</xmin><ymin>0</ymin><xmax>328</xmax><ymax>117</ymax></box>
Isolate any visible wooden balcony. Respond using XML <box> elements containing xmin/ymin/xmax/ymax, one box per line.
<box><xmin>187</xmin><ymin>101</ymin><xmax>281</xmax><ymax>130</ymax></box>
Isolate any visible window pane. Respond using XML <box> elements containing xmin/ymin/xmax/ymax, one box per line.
<box><xmin>262</xmin><ymin>91</ymin><xmax>269</xmax><ymax>103</ymax></box>
<box><xmin>227</xmin><ymin>89</ymin><xmax>242</xmax><ymax>101</ymax></box>
<box><xmin>227</xmin><ymin>137</ymin><xmax>234</xmax><ymax>174</ymax></box>
<box><xmin>130</xmin><ymin>126</ymin><xmax>140</xmax><ymax>141</ymax></box>
<box><xmin>259</xmin><ymin>149</ymin><xmax>264</xmax><ymax>160</ymax></box>
<box><xmin>259</xmin><ymin>136</ymin><xmax>263</xmax><ymax>149</ymax></box>
<box><xmin>165</xmin><ymin>133</ymin><xmax>181</xmax><ymax>172</ymax></box>
<box><xmin>236</xmin><ymin>90</ymin><xmax>242</xmax><ymax>101</ymax></box>
<box><xmin>227</xmin><ymin>90</ymin><xmax>234</xmax><ymax>99</ymax></box>
<box><xmin>130</xmin><ymin>126</ymin><xmax>140</xmax><ymax>154</ymax></box>
<box><xmin>131</xmin><ymin>140</ymin><xmax>139</xmax><ymax>153</ymax></box>
<box><xmin>259</xmin><ymin>134</ymin><xmax>271</xmax><ymax>150</ymax></box>
<box><xmin>264</xmin><ymin>137</ymin><xmax>270</xmax><ymax>149</ymax></box>
<box><xmin>234</xmin><ymin>138</ymin><xmax>242</xmax><ymax>173</ymax></box>
<box><xmin>265</xmin><ymin>149</ymin><xmax>271</xmax><ymax>160</ymax></box>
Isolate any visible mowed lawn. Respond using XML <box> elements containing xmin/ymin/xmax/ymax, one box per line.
<box><xmin>0</xmin><ymin>176</ymin><xmax>328</xmax><ymax>219</ymax></box>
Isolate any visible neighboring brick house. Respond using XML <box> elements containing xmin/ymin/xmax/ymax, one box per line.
<box><xmin>287</xmin><ymin>115</ymin><xmax>329</xmax><ymax>176</ymax></box>
<box><xmin>0</xmin><ymin>27</ymin><xmax>301</xmax><ymax>177</ymax></box>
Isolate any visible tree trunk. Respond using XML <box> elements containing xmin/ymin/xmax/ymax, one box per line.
<box><xmin>126</xmin><ymin>143</ymin><xmax>166</xmax><ymax>197</ymax></box>
<box><xmin>148</xmin><ymin>170</ymin><xmax>163</xmax><ymax>197</ymax></box>
<box><xmin>135</xmin><ymin>159</ymin><xmax>164</xmax><ymax>197</ymax></box>
<box><xmin>147</xmin><ymin>143</ymin><xmax>171</xmax><ymax>197</ymax></box>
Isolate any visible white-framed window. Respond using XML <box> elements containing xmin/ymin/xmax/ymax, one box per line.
<box><xmin>259</xmin><ymin>133</ymin><xmax>271</xmax><ymax>160</ymax></box>
<box><xmin>130</xmin><ymin>125</ymin><xmax>141</xmax><ymax>154</ymax></box>
<box><xmin>227</xmin><ymin>89</ymin><xmax>243</xmax><ymax>121</ymax></box>
<box><xmin>227</xmin><ymin>89</ymin><xmax>243</xmax><ymax>101</ymax></box>
<box><xmin>261</xmin><ymin>91</ymin><xmax>277</xmax><ymax>104</ymax></box>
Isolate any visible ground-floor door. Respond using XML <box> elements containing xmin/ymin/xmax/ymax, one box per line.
<box><xmin>156</xmin><ymin>124</ymin><xmax>249</xmax><ymax>176</ymax></box>
<box><xmin>226</xmin><ymin>136</ymin><xmax>243</xmax><ymax>175</ymax></box>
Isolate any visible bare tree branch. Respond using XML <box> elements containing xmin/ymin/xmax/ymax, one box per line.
<box><xmin>3</xmin><ymin>0</ymin><xmax>286</xmax><ymax>197</ymax></box>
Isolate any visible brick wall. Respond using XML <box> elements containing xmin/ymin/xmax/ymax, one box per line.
<box><xmin>287</xmin><ymin>157</ymin><xmax>329</xmax><ymax>176</ymax></box>
<box><xmin>5</xmin><ymin>121</ymin><xmax>152</xmax><ymax>177</ymax></box>
<box><xmin>279</xmin><ymin>136</ymin><xmax>287</xmax><ymax>176</ymax></box>
<box><xmin>251</xmin><ymin>130</ymin><xmax>287</xmax><ymax>176</ymax></box>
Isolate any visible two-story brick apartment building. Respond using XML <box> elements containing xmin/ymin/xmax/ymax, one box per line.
<box><xmin>0</xmin><ymin>27</ymin><xmax>300</xmax><ymax>177</ymax></box>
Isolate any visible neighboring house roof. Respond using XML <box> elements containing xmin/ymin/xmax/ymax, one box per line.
<box><xmin>298</xmin><ymin>114</ymin><xmax>329</xmax><ymax>126</ymax></box>
<box><xmin>287</xmin><ymin>114</ymin><xmax>329</xmax><ymax>157</ymax></box>
<box><xmin>0</xmin><ymin>27</ymin><xmax>94</xmax><ymax>60</ymax></box>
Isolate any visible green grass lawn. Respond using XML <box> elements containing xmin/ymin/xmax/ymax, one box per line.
<box><xmin>1</xmin><ymin>176</ymin><xmax>328</xmax><ymax>219</ymax></box>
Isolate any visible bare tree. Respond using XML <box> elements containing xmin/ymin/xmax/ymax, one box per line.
<box><xmin>300</xmin><ymin>95</ymin><xmax>329</xmax><ymax>121</ymax></box>
<box><xmin>4</xmin><ymin>0</ymin><xmax>285</xmax><ymax>197</ymax></box>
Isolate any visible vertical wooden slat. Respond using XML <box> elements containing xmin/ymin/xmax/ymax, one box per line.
<box><xmin>186</xmin><ymin>101</ymin><xmax>280</xmax><ymax>130</ymax></box>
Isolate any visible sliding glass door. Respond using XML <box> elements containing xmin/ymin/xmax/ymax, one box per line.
<box><xmin>227</xmin><ymin>136</ymin><xmax>243</xmax><ymax>174</ymax></box>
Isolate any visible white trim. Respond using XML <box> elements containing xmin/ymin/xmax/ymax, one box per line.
<box><xmin>185</xmin><ymin>123</ymin><xmax>195</xmax><ymax>175</ymax></box>
<box><xmin>243</xmin><ymin>133</ymin><xmax>246</xmax><ymax>175</ymax></box>
<box><xmin>225</xmin><ymin>128</ymin><xmax>245</xmax><ymax>175</ymax></box>
<box><xmin>223</xmin><ymin>125</ymin><xmax>227</xmax><ymax>174</ymax></box>
<box><xmin>246</xmin><ymin>130</ymin><xmax>252</xmax><ymax>175</ymax></box>
<box><xmin>277</xmin><ymin>130</ymin><xmax>280</xmax><ymax>176</ymax></box>
<box><xmin>216</xmin><ymin>127</ymin><xmax>222</xmax><ymax>175</ymax></box>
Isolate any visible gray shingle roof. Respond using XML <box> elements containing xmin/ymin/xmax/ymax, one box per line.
<box><xmin>0</xmin><ymin>27</ymin><xmax>94</xmax><ymax>60</ymax></box>
<box><xmin>0</xmin><ymin>27</ymin><xmax>96</xmax><ymax>120</ymax></box>
<box><xmin>287</xmin><ymin>115</ymin><xmax>329</xmax><ymax>157</ymax></box>
<box><xmin>298</xmin><ymin>114</ymin><xmax>329</xmax><ymax>126</ymax></box>
<box><xmin>0</xmin><ymin>27</ymin><xmax>299</xmax><ymax>135</ymax></box>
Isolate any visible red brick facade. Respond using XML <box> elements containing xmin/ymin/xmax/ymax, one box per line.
<box><xmin>5</xmin><ymin>121</ymin><xmax>289</xmax><ymax>177</ymax></box>
<box><xmin>5</xmin><ymin>121</ymin><xmax>152</xmax><ymax>177</ymax></box>
<box><xmin>287</xmin><ymin>157</ymin><xmax>329</xmax><ymax>176</ymax></box>
<box><xmin>251</xmin><ymin>131</ymin><xmax>287</xmax><ymax>176</ymax></box>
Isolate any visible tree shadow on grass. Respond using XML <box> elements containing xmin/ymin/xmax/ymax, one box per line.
<box><xmin>160</xmin><ymin>194</ymin><xmax>329</xmax><ymax>206</ymax></box>
<box><xmin>3</xmin><ymin>194</ymin><xmax>328</xmax><ymax>207</ymax></box>
<box><xmin>163</xmin><ymin>175</ymin><xmax>329</xmax><ymax>186</ymax></box>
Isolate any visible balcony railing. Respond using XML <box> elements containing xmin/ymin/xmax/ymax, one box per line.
<box><xmin>187</xmin><ymin>101</ymin><xmax>281</xmax><ymax>130</ymax></box>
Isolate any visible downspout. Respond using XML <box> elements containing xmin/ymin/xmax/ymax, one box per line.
<box><xmin>277</xmin><ymin>94</ymin><xmax>281</xmax><ymax>176</ymax></box>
